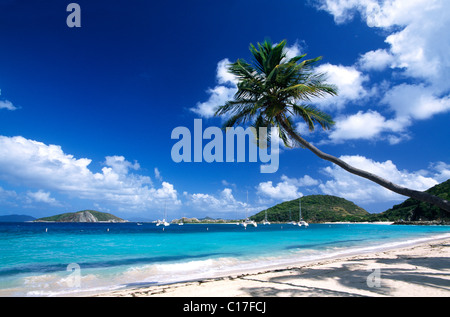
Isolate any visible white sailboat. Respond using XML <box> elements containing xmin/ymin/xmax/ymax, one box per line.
<box><xmin>298</xmin><ymin>197</ymin><xmax>309</xmax><ymax>227</ymax></box>
<box><xmin>242</xmin><ymin>218</ymin><xmax>257</xmax><ymax>227</ymax></box>
<box><xmin>241</xmin><ymin>191</ymin><xmax>257</xmax><ymax>228</ymax></box>
<box><xmin>262</xmin><ymin>210</ymin><xmax>270</xmax><ymax>225</ymax></box>
<box><xmin>287</xmin><ymin>209</ymin><xmax>297</xmax><ymax>225</ymax></box>
<box><xmin>156</xmin><ymin>219</ymin><xmax>170</xmax><ymax>226</ymax></box>
<box><xmin>156</xmin><ymin>202</ymin><xmax>170</xmax><ymax>227</ymax></box>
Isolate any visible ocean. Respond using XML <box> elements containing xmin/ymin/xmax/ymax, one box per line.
<box><xmin>0</xmin><ymin>222</ymin><xmax>449</xmax><ymax>296</ymax></box>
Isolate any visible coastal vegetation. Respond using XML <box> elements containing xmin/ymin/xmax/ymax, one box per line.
<box><xmin>371</xmin><ymin>179</ymin><xmax>450</xmax><ymax>223</ymax></box>
<box><xmin>250</xmin><ymin>179</ymin><xmax>449</xmax><ymax>224</ymax></box>
<box><xmin>251</xmin><ymin>195</ymin><xmax>369</xmax><ymax>223</ymax></box>
<box><xmin>214</xmin><ymin>39</ymin><xmax>450</xmax><ymax>213</ymax></box>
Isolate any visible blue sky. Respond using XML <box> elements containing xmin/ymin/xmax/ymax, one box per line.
<box><xmin>0</xmin><ymin>0</ymin><xmax>449</xmax><ymax>220</ymax></box>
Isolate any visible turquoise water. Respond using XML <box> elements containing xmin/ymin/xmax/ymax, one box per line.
<box><xmin>1</xmin><ymin>222</ymin><xmax>449</xmax><ymax>296</ymax></box>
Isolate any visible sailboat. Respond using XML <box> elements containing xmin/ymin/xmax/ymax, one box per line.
<box><xmin>156</xmin><ymin>218</ymin><xmax>170</xmax><ymax>226</ymax></box>
<box><xmin>287</xmin><ymin>209</ymin><xmax>297</xmax><ymax>225</ymax></box>
<box><xmin>262</xmin><ymin>210</ymin><xmax>270</xmax><ymax>225</ymax></box>
<box><xmin>298</xmin><ymin>197</ymin><xmax>309</xmax><ymax>227</ymax></box>
<box><xmin>241</xmin><ymin>191</ymin><xmax>257</xmax><ymax>228</ymax></box>
<box><xmin>156</xmin><ymin>202</ymin><xmax>170</xmax><ymax>227</ymax></box>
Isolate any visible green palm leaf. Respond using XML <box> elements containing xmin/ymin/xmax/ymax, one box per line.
<box><xmin>214</xmin><ymin>39</ymin><xmax>337</xmax><ymax>147</ymax></box>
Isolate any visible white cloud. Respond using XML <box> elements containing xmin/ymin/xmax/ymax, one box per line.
<box><xmin>257</xmin><ymin>175</ymin><xmax>309</xmax><ymax>201</ymax></box>
<box><xmin>216</xmin><ymin>58</ymin><xmax>237</xmax><ymax>85</ymax></box>
<box><xmin>316</xmin><ymin>0</ymin><xmax>450</xmax><ymax>145</ymax></box>
<box><xmin>283</xmin><ymin>41</ymin><xmax>303</xmax><ymax>61</ymax></box>
<box><xmin>0</xmin><ymin>135</ymin><xmax>180</xmax><ymax>213</ymax></box>
<box><xmin>313</xmin><ymin>63</ymin><xmax>369</xmax><ymax>109</ymax></box>
<box><xmin>319</xmin><ymin>155</ymin><xmax>440</xmax><ymax>204</ymax></box>
<box><xmin>429</xmin><ymin>162</ymin><xmax>450</xmax><ymax>183</ymax></box>
<box><xmin>319</xmin><ymin>0</ymin><xmax>450</xmax><ymax>88</ymax></box>
<box><xmin>105</xmin><ymin>155</ymin><xmax>140</xmax><ymax>175</ymax></box>
<box><xmin>317</xmin><ymin>0</ymin><xmax>378</xmax><ymax>24</ymax></box>
<box><xmin>154</xmin><ymin>167</ymin><xmax>162</xmax><ymax>181</ymax></box>
<box><xmin>190</xmin><ymin>58</ymin><xmax>237</xmax><ymax>118</ymax></box>
<box><xmin>281</xmin><ymin>174</ymin><xmax>320</xmax><ymax>187</ymax></box>
<box><xmin>0</xmin><ymin>89</ymin><xmax>18</xmax><ymax>110</ymax></box>
<box><xmin>317</xmin><ymin>0</ymin><xmax>437</xmax><ymax>28</ymax></box>
<box><xmin>257</xmin><ymin>180</ymin><xmax>300</xmax><ymax>201</ymax></box>
<box><xmin>358</xmin><ymin>49</ymin><xmax>393</xmax><ymax>71</ymax></box>
<box><xmin>186</xmin><ymin>187</ymin><xmax>251</xmax><ymax>215</ymax></box>
<box><xmin>382</xmin><ymin>83</ymin><xmax>450</xmax><ymax>121</ymax></box>
<box><xmin>0</xmin><ymin>100</ymin><xmax>17</xmax><ymax>111</ymax></box>
<box><xmin>27</xmin><ymin>190</ymin><xmax>61</xmax><ymax>206</ymax></box>
<box><xmin>328</xmin><ymin>110</ymin><xmax>409</xmax><ymax>143</ymax></box>
<box><xmin>257</xmin><ymin>174</ymin><xmax>320</xmax><ymax>202</ymax></box>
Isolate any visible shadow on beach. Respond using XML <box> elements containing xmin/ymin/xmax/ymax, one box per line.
<box><xmin>238</xmin><ymin>250</ymin><xmax>450</xmax><ymax>297</ymax></box>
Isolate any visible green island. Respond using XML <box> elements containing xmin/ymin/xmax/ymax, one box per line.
<box><xmin>34</xmin><ymin>210</ymin><xmax>126</xmax><ymax>223</ymax></box>
<box><xmin>250</xmin><ymin>179</ymin><xmax>450</xmax><ymax>224</ymax></box>
<box><xmin>251</xmin><ymin>195</ymin><xmax>368</xmax><ymax>223</ymax></box>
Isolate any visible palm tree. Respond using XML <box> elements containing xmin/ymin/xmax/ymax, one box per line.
<box><xmin>215</xmin><ymin>39</ymin><xmax>450</xmax><ymax>213</ymax></box>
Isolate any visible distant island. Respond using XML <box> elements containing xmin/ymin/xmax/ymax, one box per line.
<box><xmin>251</xmin><ymin>195</ymin><xmax>369</xmax><ymax>223</ymax></box>
<box><xmin>35</xmin><ymin>210</ymin><xmax>126</xmax><ymax>223</ymax></box>
<box><xmin>0</xmin><ymin>214</ymin><xmax>36</xmax><ymax>222</ymax></box>
<box><xmin>249</xmin><ymin>179</ymin><xmax>450</xmax><ymax>224</ymax></box>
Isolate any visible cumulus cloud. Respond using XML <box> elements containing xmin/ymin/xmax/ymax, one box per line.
<box><xmin>328</xmin><ymin>110</ymin><xmax>409</xmax><ymax>144</ymax></box>
<box><xmin>317</xmin><ymin>0</ymin><xmax>450</xmax><ymax>90</ymax></box>
<box><xmin>382</xmin><ymin>83</ymin><xmax>450</xmax><ymax>121</ymax></box>
<box><xmin>358</xmin><ymin>49</ymin><xmax>393</xmax><ymax>71</ymax></box>
<box><xmin>312</xmin><ymin>63</ymin><xmax>370</xmax><ymax>110</ymax></box>
<box><xmin>257</xmin><ymin>180</ymin><xmax>301</xmax><ymax>201</ymax></box>
<box><xmin>319</xmin><ymin>155</ymin><xmax>440</xmax><ymax>204</ymax></box>
<box><xmin>429</xmin><ymin>162</ymin><xmax>450</xmax><ymax>183</ymax></box>
<box><xmin>190</xmin><ymin>58</ymin><xmax>237</xmax><ymax>118</ymax></box>
<box><xmin>27</xmin><ymin>190</ymin><xmax>61</xmax><ymax>206</ymax></box>
<box><xmin>0</xmin><ymin>135</ymin><xmax>180</xmax><ymax>213</ymax></box>
<box><xmin>256</xmin><ymin>174</ymin><xmax>319</xmax><ymax>201</ymax></box>
<box><xmin>185</xmin><ymin>187</ymin><xmax>256</xmax><ymax>217</ymax></box>
<box><xmin>315</xmin><ymin>0</ymin><xmax>450</xmax><ymax>144</ymax></box>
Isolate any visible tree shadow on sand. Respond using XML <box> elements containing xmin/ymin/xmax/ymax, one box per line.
<box><xmin>238</xmin><ymin>253</ymin><xmax>450</xmax><ymax>297</ymax></box>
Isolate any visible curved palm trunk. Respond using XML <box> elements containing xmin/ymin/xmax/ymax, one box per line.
<box><xmin>278</xmin><ymin>120</ymin><xmax>450</xmax><ymax>213</ymax></box>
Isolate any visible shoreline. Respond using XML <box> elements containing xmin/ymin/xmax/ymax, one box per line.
<box><xmin>94</xmin><ymin>235</ymin><xmax>450</xmax><ymax>297</ymax></box>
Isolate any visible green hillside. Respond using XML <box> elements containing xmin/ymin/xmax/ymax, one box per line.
<box><xmin>35</xmin><ymin>210</ymin><xmax>126</xmax><ymax>222</ymax></box>
<box><xmin>374</xmin><ymin>179</ymin><xmax>450</xmax><ymax>222</ymax></box>
<box><xmin>250</xmin><ymin>195</ymin><xmax>369</xmax><ymax>223</ymax></box>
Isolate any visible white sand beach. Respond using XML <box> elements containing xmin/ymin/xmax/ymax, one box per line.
<box><xmin>95</xmin><ymin>236</ymin><xmax>450</xmax><ymax>297</ymax></box>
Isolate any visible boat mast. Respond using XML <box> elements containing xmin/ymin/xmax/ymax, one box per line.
<box><xmin>246</xmin><ymin>190</ymin><xmax>249</xmax><ymax>220</ymax></box>
<box><xmin>299</xmin><ymin>197</ymin><xmax>301</xmax><ymax>221</ymax></box>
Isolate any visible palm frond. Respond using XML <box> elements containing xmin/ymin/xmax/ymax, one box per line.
<box><xmin>290</xmin><ymin>104</ymin><xmax>335</xmax><ymax>131</ymax></box>
<box><xmin>214</xmin><ymin>39</ymin><xmax>338</xmax><ymax>149</ymax></box>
